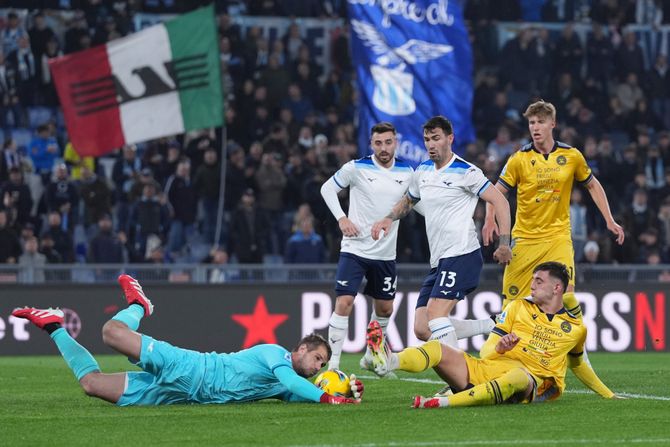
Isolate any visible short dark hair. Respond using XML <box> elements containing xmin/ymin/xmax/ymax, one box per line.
<box><xmin>533</xmin><ymin>261</ymin><xmax>569</xmax><ymax>292</ymax></box>
<box><xmin>370</xmin><ymin>122</ymin><xmax>396</xmax><ymax>137</ymax></box>
<box><xmin>423</xmin><ymin>116</ymin><xmax>453</xmax><ymax>135</ymax></box>
<box><xmin>294</xmin><ymin>333</ymin><xmax>331</xmax><ymax>360</ymax></box>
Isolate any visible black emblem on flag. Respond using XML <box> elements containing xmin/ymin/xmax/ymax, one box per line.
<box><xmin>70</xmin><ymin>53</ymin><xmax>210</xmax><ymax>116</ymax></box>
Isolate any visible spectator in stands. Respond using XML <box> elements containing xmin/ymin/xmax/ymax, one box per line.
<box><xmin>38</xmin><ymin>37</ymin><xmax>62</xmax><ymax>107</ymax></box>
<box><xmin>112</xmin><ymin>144</ymin><xmax>141</xmax><ymax>232</ymax></box>
<box><xmin>165</xmin><ymin>157</ymin><xmax>197</xmax><ymax>257</ymax></box>
<box><xmin>637</xmin><ymin>227</ymin><xmax>662</xmax><ymax>264</ymax></box>
<box><xmin>486</xmin><ymin>125</ymin><xmax>516</xmax><ymax>163</ymax></box>
<box><xmin>1</xmin><ymin>166</ymin><xmax>33</xmax><ymax>227</ymax></box>
<box><xmin>79</xmin><ymin>166</ymin><xmax>112</xmax><ymax>230</ymax></box>
<box><xmin>42</xmin><ymin>210</ymin><xmax>73</xmax><ymax>262</ymax></box>
<box><xmin>128</xmin><ymin>182</ymin><xmax>169</xmax><ymax>259</ymax></box>
<box><xmin>193</xmin><ymin>147</ymin><xmax>221</xmax><ymax>244</ymax></box>
<box><xmin>28</xmin><ymin>12</ymin><xmax>56</xmax><ymax>61</ymax></box>
<box><xmin>259</xmin><ymin>54</ymin><xmax>291</xmax><ymax>112</ymax></box>
<box><xmin>224</xmin><ymin>146</ymin><xmax>250</xmax><ymax>212</ymax></box>
<box><xmin>0</xmin><ymin>138</ymin><xmax>30</xmax><ymax>184</ymax></box>
<box><xmin>0</xmin><ymin>209</ymin><xmax>21</xmax><ymax>263</ymax></box>
<box><xmin>29</xmin><ymin>124</ymin><xmax>59</xmax><ymax>185</ymax></box>
<box><xmin>1</xmin><ymin>11</ymin><xmax>27</xmax><ymax>58</ymax></box>
<box><xmin>43</xmin><ymin>163</ymin><xmax>78</xmax><ymax>226</ymax></box>
<box><xmin>625</xmin><ymin>188</ymin><xmax>657</xmax><ymax>242</ymax></box>
<box><xmin>8</xmin><ymin>35</ymin><xmax>37</xmax><ymax>107</ymax></box>
<box><xmin>19</xmin><ymin>235</ymin><xmax>45</xmax><ymax>283</ymax></box>
<box><xmin>64</xmin><ymin>11</ymin><xmax>89</xmax><ymax>54</ymax></box>
<box><xmin>205</xmin><ymin>247</ymin><xmax>233</xmax><ymax>283</ymax></box>
<box><xmin>657</xmin><ymin>198</ymin><xmax>670</xmax><ymax>259</ymax></box>
<box><xmin>285</xmin><ymin>217</ymin><xmax>326</xmax><ymax>264</ymax></box>
<box><xmin>229</xmin><ymin>188</ymin><xmax>268</xmax><ymax>263</ymax></box>
<box><xmin>88</xmin><ymin>214</ymin><xmax>125</xmax><ymax>264</ymax></box>
<box><xmin>583</xmin><ymin>240</ymin><xmax>602</xmax><ymax>264</ymax></box>
<box><xmin>554</xmin><ymin>23</ymin><xmax>583</xmax><ymax>80</ymax></box>
<box><xmin>39</xmin><ymin>233</ymin><xmax>62</xmax><ymax>264</ymax></box>
<box><xmin>0</xmin><ymin>49</ymin><xmax>25</xmax><ymax>130</ymax></box>
<box><xmin>615</xmin><ymin>30</ymin><xmax>646</xmax><ymax>80</ymax></box>
<box><xmin>255</xmin><ymin>152</ymin><xmax>287</xmax><ymax>254</ymax></box>
<box><xmin>615</xmin><ymin>73</ymin><xmax>645</xmax><ymax>114</ymax></box>
<box><xmin>648</xmin><ymin>54</ymin><xmax>670</xmax><ymax>130</ymax></box>
<box><xmin>281</xmin><ymin>83</ymin><xmax>313</xmax><ymax>123</ymax></box>
<box><xmin>63</xmin><ymin>141</ymin><xmax>95</xmax><ymax>182</ymax></box>
<box><xmin>128</xmin><ymin>167</ymin><xmax>160</xmax><ymax>204</ymax></box>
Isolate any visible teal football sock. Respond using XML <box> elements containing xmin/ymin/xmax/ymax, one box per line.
<box><xmin>50</xmin><ymin>328</ymin><xmax>100</xmax><ymax>380</ymax></box>
<box><xmin>111</xmin><ymin>304</ymin><xmax>145</xmax><ymax>331</ymax></box>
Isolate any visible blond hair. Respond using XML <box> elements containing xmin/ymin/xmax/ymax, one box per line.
<box><xmin>523</xmin><ymin>100</ymin><xmax>556</xmax><ymax>121</ymax></box>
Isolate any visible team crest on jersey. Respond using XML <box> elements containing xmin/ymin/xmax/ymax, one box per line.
<box><xmin>556</xmin><ymin>155</ymin><xmax>567</xmax><ymax>166</ymax></box>
<box><xmin>509</xmin><ymin>285</ymin><xmax>519</xmax><ymax>296</ymax></box>
<box><xmin>561</xmin><ymin>321</ymin><xmax>572</xmax><ymax>333</ymax></box>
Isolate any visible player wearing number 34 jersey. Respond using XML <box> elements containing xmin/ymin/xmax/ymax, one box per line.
<box><xmin>320</xmin><ymin>122</ymin><xmax>413</xmax><ymax>371</ymax></box>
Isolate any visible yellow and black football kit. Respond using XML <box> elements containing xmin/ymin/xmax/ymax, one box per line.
<box><xmin>395</xmin><ymin>299</ymin><xmax>614</xmax><ymax>407</ymax></box>
<box><xmin>498</xmin><ymin>141</ymin><xmax>592</xmax><ymax>307</ymax></box>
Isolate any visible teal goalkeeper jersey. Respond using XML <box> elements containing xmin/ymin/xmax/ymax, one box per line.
<box><xmin>200</xmin><ymin>344</ymin><xmax>324</xmax><ymax>403</ymax></box>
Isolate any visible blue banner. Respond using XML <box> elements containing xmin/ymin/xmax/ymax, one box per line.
<box><xmin>348</xmin><ymin>0</ymin><xmax>475</xmax><ymax>166</ymax></box>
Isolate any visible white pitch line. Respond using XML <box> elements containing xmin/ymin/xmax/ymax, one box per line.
<box><xmin>291</xmin><ymin>438</ymin><xmax>670</xmax><ymax>447</ymax></box>
<box><xmin>357</xmin><ymin>374</ymin><xmax>670</xmax><ymax>401</ymax></box>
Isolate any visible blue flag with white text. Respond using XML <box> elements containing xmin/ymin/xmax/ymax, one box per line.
<box><xmin>348</xmin><ymin>0</ymin><xmax>475</xmax><ymax>166</ymax></box>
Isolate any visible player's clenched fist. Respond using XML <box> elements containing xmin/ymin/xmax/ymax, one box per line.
<box><xmin>371</xmin><ymin>218</ymin><xmax>391</xmax><ymax>240</ymax></box>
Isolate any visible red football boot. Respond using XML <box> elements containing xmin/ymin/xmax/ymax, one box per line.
<box><xmin>117</xmin><ymin>274</ymin><xmax>154</xmax><ymax>316</ymax></box>
<box><xmin>12</xmin><ymin>307</ymin><xmax>64</xmax><ymax>329</ymax></box>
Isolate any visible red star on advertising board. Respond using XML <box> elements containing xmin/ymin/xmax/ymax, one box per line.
<box><xmin>232</xmin><ymin>295</ymin><xmax>289</xmax><ymax>348</ymax></box>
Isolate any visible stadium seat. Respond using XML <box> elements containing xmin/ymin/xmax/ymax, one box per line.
<box><xmin>11</xmin><ymin>128</ymin><xmax>33</xmax><ymax>151</ymax></box>
<box><xmin>27</xmin><ymin>107</ymin><xmax>55</xmax><ymax>129</ymax></box>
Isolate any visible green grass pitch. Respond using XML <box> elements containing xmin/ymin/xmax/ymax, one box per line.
<box><xmin>1</xmin><ymin>353</ymin><xmax>668</xmax><ymax>446</ymax></box>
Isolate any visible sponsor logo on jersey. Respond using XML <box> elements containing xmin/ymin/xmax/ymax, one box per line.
<box><xmin>561</xmin><ymin>321</ymin><xmax>572</xmax><ymax>333</ymax></box>
<box><xmin>366</xmin><ymin>177</ymin><xmax>377</xmax><ymax>182</ymax></box>
<box><xmin>395</xmin><ymin>179</ymin><xmax>404</xmax><ymax>184</ymax></box>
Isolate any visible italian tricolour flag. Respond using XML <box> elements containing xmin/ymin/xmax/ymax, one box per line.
<box><xmin>50</xmin><ymin>5</ymin><xmax>222</xmax><ymax>157</ymax></box>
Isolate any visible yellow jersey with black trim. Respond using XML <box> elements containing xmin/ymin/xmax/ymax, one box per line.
<box><xmin>498</xmin><ymin>141</ymin><xmax>593</xmax><ymax>240</ymax></box>
<box><xmin>490</xmin><ymin>299</ymin><xmax>586</xmax><ymax>394</ymax></box>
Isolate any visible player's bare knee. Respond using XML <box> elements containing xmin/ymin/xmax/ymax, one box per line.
<box><xmin>414</xmin><ymin>325</ymin><xmax>430</xmax><ymax>341</ymax></box>
<box><xmin>102</xmin><ymin>320</ymin><xmax>126</xmax><ymax>346</ymax></box>
<box><xmin>334</xmin><ymin>296</ymin><xmax>355</xmax><ymax>314</ymax></box>
<box><xmin>79</xmin><ymin>372</ymin><xmax>102</xmax><ymax>397</ymax></box>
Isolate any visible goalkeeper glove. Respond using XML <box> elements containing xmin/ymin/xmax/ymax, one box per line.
<box><xmin>349</xmin><ymin>374</ymin><xmax>364</xmax><ymax>400</ymax></box>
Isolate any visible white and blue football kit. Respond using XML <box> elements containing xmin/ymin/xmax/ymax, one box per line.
<box><xmin>408</xmin><ymin>155</ymin><xmax>490</xmax><ymax>307</ymax></box>
<box><xmin>117</xmin><ymin>335</ymin><xmax>323</xmax><ymax>406</ymax></box>
<box><xmin>322</xmin><ymin>156</ymin><xmax>413</xmax><ymax>299</ymax></box>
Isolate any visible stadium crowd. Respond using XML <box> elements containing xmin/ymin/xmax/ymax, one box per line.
<box><xmin>1</xmin><ymin>0</ymin><xmax>670</xmax><ymax>276</ymax></box>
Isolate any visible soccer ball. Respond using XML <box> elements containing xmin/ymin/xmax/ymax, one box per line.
<box><xmin>314</xmin><ymin>369</ymin><xmax>351</xmax><ymax>396</ymax></box>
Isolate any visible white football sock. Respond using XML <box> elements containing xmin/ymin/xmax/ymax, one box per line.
<box><xmin>328</xmin><ymin>313</ymin><xmax>348</xmax><ymax>370</ymax></box>
<box><xmin>451</xmin><ymin>317</ymin><xmax>495</xmax><ymax>339</ymax></box>
<box><xmin>428</xmin><ymin>317</ymin><xmax>458</xmax><ymax>347</ymax></box>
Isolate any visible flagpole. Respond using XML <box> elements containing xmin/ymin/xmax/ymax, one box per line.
<box><xmin>214</xmin><ymin>125</ymin><xmax>228</xmax><ymax>249</ymax></box>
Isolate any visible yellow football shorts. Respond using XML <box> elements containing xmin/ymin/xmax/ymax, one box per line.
<box><xmin>501</xmin><ymin>236</ymin><xmax>575</xmax><ymax>307</ymax></box>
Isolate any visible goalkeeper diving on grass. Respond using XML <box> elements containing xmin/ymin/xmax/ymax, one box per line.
<box><xmin>12</xmin><ymin>275</ymin><xmax>364</xmax><ymax>406</ymax></box>
<box><xmin>366</xmin><ymin>262</ymin><xmax>622</xmax><ymax>408</ymax></box>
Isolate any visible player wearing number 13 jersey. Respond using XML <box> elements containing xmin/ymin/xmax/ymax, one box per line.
<box><xmin>320</xmin><ymin>122</ymin><xmax>413</xmax><ymax>371</ymax></box>
<box><xmin>372</xmin><ymin>116</ymin><xmax>513</xmax><ymax>350</ymax></box>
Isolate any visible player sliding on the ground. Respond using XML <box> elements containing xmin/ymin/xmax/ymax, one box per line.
<box><xmin>12</xmin><ymin>275</ymin><xmax>364</xmax><ymax>406</ymax></box>
<box><xmin>366</xmin><ymin>262</ymin><xmax>622</xmax><ymax>408</ymax></box>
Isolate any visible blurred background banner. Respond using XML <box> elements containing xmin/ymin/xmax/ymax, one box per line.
<box><xmin>1</xmin><ymin>282</ymin><xmax>665</xmax><ymax>354</ymax></box>
<box><xmin>348</xmin><ymin>0</ymin><xmax>475</xmax><ymax>165</ymax></box>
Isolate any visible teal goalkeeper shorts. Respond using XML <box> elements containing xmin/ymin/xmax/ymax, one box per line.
<box><xmin>116</xmin><ymin>335</ymin><xmax>205</xmax><ymax>406</ymax></box>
